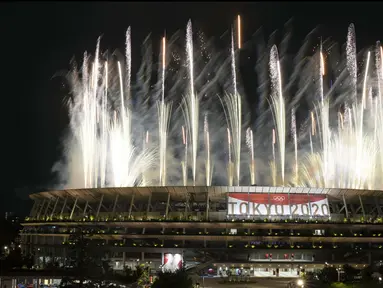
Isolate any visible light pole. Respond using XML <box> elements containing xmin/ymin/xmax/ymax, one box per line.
<box><xmin>336</xmin><ymin>268</ymin><xmax>342</xmax><ymax>282</ymax></box>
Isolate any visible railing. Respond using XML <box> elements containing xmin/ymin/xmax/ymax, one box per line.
<box><xmin>20</xmin><ymin>229</ymin><xmax>383</xmax><ymax>238</ymax></box>
<box><xmin>23</xmin><ymin>215</ymin><xmax>383</xmax><ymax>225</ymax></box>
<box><xmin>19</xmin><ymin>240</ymin><xmax>383</xmax><ymax>252</ymax></box>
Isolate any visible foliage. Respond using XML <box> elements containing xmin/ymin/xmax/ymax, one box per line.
<box><xmin>60</xmin><ymin>229</ymin><xmax>110</xmax><ymax>287</ymax></box>
<box><xmin>302</xmin><ymin>271</ymin><xmax>317</xmax><ymax>280</ymax></box>
<box><xmin>329</xmin><ymin>283</ymin><xmax>350</xmax><ymax>288</ymax></box>
<box><xmin>137</xmin><ymin>266</ymin><xmax>150</xmax><ymax>288</ymax></box>
<box><xmin>0</xmin><ymin>218</ymin><xmax>20</xmax><ymax>247</ymax></box>
<box><xmin>314</xmin><ymin>265</ymin><xmax>383</xmax><ymax>288</ymax></box>
<box><xmin>357</xmin><ymin>281</ymin><xmax>382</xmax><ymax>288</ymax></box>
<box><xmin>115</xmin><ymin>265</ymin><xmax>149</xmax><ymax>286</ymax></box>
<box><xmin>325</xmin><ymin>281</ymin><xmax>383</xmax><ymax>288</ymax></box>
<box><xmin>343</xmin><ymin>264</ymin><xmax>359</xmax><ymax>282</ymax></box>
<box><xmin>151</xmin><ymin>268</ymin><xmax>193</xmax><ymax>288</ymax></box>
<box><xmin>0</xmin><ymin>249</ymin><xmax>33</xmax><ymax>272</ymax></box>
<box><xmin>361</xmin><ymin>265</ymin><xmax>374</xmax><ymax>281</ymax></box>
<box><xmin>318</xmin><ymin>266</ymin><xmax>339</xmax><ymax>283</ymax></box>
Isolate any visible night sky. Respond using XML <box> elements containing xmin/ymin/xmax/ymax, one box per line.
<box><xmin>1</xmin><ymin>2</ymin><xmax>383</xmax><ymax>215</ymax></box>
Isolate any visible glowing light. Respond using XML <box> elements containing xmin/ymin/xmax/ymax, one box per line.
<box><xmin>320</xmin><ymin>52</ymin><xmax>325</xmax><ymax>76</ymax></box>
<box><xmin>162</xmin><ymin>36</ymin><xmax>166</xmax><ymax>69</ymax></box>
<box><xmin>237</xmin><ymin>15</ymin><xmax>241</xmax><ymax>49</ymax></box>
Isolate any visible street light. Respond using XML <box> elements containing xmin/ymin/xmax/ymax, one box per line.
<box><xmin>297</xmin><ymin>279</ymin><xmax>304</xmax><ymax>287</ymax></box>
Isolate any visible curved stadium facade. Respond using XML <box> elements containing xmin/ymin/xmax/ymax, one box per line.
<box><xmin>21</xmin><ymin>186</ymin><xmax>383</xmax><ymax>278</ymax></box>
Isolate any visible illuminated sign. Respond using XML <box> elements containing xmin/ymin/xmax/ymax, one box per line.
<box><xmin>227</xmin><ymin>193</ymin><xmax>330</xmax><ymax>216</ymax></box>
<box><xmin>162</xmin><ymin>253</ymin><xmax>183</xmax><ymax>272</ymax></box>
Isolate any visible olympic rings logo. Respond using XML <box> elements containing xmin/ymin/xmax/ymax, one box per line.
<box><xmin>272</xmin><ymin>196</ymin><xmax>286</xmax><ymax>201</ymax></box>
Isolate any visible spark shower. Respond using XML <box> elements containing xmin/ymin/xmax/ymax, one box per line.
<box><xmin>56</xmin><ymin>17</ymin><xmax>383</xmax><ymax>190</ymax></box>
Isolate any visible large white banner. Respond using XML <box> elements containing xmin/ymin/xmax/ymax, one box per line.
<box><xmin>227</xmin><ymin>193</ymin><xmax>330</xmax><ymax>216</ymax></box>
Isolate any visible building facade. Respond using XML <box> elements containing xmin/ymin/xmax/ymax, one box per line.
<box><xmin>21</xmin><ymin>186</ymin><xmax>383</xmax><ymax>277</ymax></box>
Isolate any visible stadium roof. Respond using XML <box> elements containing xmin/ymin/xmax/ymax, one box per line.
<box><xmin>29</xmin><ymin>186</ymin><xmax>383</xmax><ymax>203</ymax></box>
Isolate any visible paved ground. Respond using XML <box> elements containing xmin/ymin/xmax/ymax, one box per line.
<box><xmin>196</xmin><ymin>277</ymin><xmax>298</xmax><ymax>288</ymax></box>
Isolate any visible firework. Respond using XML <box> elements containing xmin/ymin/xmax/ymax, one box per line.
<box><xmin>204</xmin><ymin>114</ymin><xmax>213</xmax><ymax>186</ymax></box>
<box><xmin>181</xmin><ymin>126</ymin><xmax>188</xmax><ymax>186</ymax></box>
<box><xmin>246</xmin><ymin>128</ymin><xmax>256</xmax><ymax>185</ymax></box>
<box><xmin>158</xmin><ymin>35</ymin><xmax>172</xmax><ymax>186</ymax></box>
<box><xmin>183</xmin><ymin>20</ymin><xmax>199</xmax><ymax>186</ymax></box>
<box><xmin>221</xmin><ymin>29</ymin><xmax>242</xmax><ymax>186</ymax></box>
<box><xmin>291</xmin><ymin>108</ymin><xmax>298</xmax><ymax>185</ymax></box>
<box><xmin>59</xmin><ymin>19</ymin><xmax>383</xmax><ymax>191</ymax></box>
<box><xmin>227</xmin><ymin>128</ymin><xmax>234</xmax><ymax>186</ymax></box>
<box><xmin>269</xmin><ymin>46</ymin><xmax>286</xmax><ymax>185</ymax></box>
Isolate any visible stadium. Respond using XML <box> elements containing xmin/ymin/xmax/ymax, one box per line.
<box><xmin>21</xmin><ymin>185</ymin><xmax>383</xmax><ymax>278</ymax></box>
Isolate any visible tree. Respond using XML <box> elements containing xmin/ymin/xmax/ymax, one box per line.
<box><xmin>108</xmin><ymin>265</ymin><xmax>148</xmax><ymax>286</ymax></box>
<box><xmin>151</xmin><ymin>268</ymin><xmax>193</xmax><ymax>288</ymax></box>
<box><xmin>60</xmin><ymin>229</ymin><xmax>109</xmax><ymax>288</ymax></box>
<box><xmin>0</xmin><ymin>247</ymin><xmax>31</xmax><ymax>272</ymax></box>
<box><xmin>329</xmin><ymin>283</ymin><xmax>350</xmax><ymax>288</ymax></box>
<box><xmin>5</xmin><ymin>249</ymin><xmax>23</xmax><ymax>269</ymax></box>
<box><xmin>22</xmin><ymin>253</ymin><xmax>34</xmax><ymax>269</ymax></box>
<box><xmin>0</xmin><ymin>218</ymin><xmax>20</xmax><ymax>248</ymax></box>
<box><xmin>343</xmin><ymin>264</ymin><xmax>359</xmax><ymax>282</ymax></box>
<box><xmin>136</xmin><ymin>266</ymin><xmax>150</xmax><ymax>288</ymax></box>
<box><xmin>358</xmin><ymin>281</ymin><xmax>383</xmax><ymax>288</ymax></box>
<box><xmin>361</xmin><ymin>265</ymin><xmax>374</xmax><ymax>282</ymax></box>
<box><xmin>318</xmin><ymin>266</ymin><xmax>339</xmax><ymax>283</ymax></box>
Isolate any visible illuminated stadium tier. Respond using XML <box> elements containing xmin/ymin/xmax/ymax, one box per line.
<box><xmin>21</xmin><ymin>186</ymin><xmax>383</xmax><ymax>277</ymax></box>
